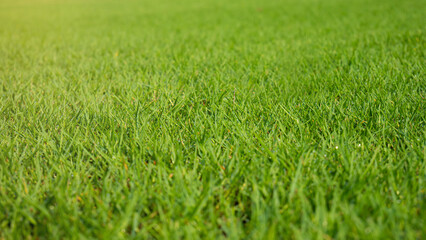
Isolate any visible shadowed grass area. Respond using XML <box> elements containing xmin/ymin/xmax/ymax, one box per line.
<box><xmin>0</xmin><ymin>0</ymin><xmax>425</xmax><ymax>239</ymax></box>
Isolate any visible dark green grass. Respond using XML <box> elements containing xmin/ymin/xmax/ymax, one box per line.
<box><xmin>0</xmin><ymin>0</ymin><xmax>425</xmax><ymax>239</ymax></box>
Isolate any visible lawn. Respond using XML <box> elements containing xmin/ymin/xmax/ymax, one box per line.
<box><xmin>0</xmin><ymin>0</ymin><xmax>425</xmax><ymax>239</ymax></box>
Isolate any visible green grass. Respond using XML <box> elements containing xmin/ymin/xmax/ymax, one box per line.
<box><xmin>0</xmin><ymin>0</ymin><xmax>425</xmax><ymax>239</ymax></box>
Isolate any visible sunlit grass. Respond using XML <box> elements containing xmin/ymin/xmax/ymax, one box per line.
<box><xmin>0</xmin><ymin>0</ymin><xmax>425</xmax><ymax>239</ymax></box>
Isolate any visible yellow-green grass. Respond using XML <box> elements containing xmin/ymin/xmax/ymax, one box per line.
<box><xmin>0</xmin><ymin>0</ymin><xmax>425</xmax><ymax>239</ymax></box>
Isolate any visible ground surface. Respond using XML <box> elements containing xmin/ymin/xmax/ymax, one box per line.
<box><xmin>0</xmin><ymin>0</ymin><xmax>425</xmax><ymax>239</ymax></box>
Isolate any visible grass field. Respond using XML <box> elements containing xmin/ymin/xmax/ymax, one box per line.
<box><xmin>0</xmin><ymin>0</ymin><xmax>425</xmax><ymax>239</ymax></box>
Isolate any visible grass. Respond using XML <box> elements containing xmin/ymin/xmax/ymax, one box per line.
<box><xmin>0</xmin><ymin>0</ymin><xmax>425</xmax><ymax>239</ymax></box>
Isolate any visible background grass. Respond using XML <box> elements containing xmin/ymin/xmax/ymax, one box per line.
<box><xmin>0</xmin><ymin>0</ymin><xmax>425</xmax><ymax>239</ymax></box>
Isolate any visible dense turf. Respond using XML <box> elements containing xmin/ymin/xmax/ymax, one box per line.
<box><xmin>0</xmin><ymin>0</ymin><xmax>425</xmax><ymax>239</ymax></box>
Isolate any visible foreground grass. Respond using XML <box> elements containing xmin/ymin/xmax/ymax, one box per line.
<box><xmin>0</xmin><ymin>0</ymin><xmax>425</xmax><ymax>239</ymax></box>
